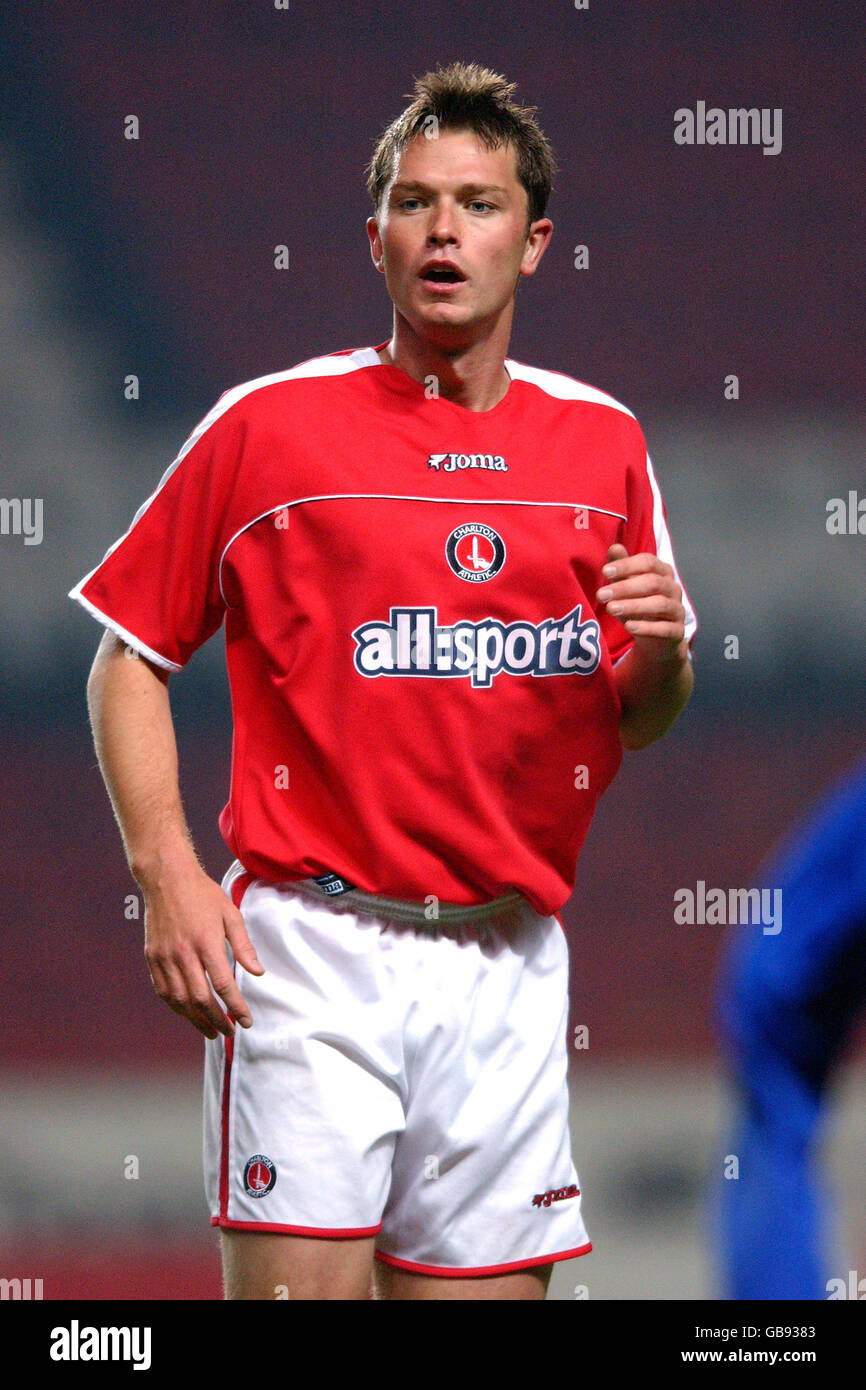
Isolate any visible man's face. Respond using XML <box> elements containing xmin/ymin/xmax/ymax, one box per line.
<box><xmin>367</xmin><ymin>128</ymin><xmax>551</xmax><ymax>344</ymax></box>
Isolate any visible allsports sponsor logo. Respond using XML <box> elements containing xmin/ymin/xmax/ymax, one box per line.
<box><xmin>352</xmin><ymin>604</ymin><xmax>601</xmax><ymax>689</ymax></box>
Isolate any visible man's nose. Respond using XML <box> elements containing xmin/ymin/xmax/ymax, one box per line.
<box><xmin>426</xmin><ymin>201</ymin><xmax>459</xmax><ymax>242</ymax></box>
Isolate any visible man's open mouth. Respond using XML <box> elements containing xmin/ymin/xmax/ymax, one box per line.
<box><xmin>420</xmin><ymin>262</ymin><xmax>466</xmax><ymax>284</ymax></box>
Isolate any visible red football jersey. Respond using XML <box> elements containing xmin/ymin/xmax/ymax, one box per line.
<box><xmin>70</xmin><ymin>343</ymin><xmax>696</xmax><ymax>914</ymax></box>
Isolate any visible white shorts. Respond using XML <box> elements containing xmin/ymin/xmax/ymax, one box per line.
<box><xmin>204</xmin><ymin>861</ymin><xmax>591</xmax><ymax>1277</ymax></box>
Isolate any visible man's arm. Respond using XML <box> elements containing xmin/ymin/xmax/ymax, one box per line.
<box><xmin>596</xmin><ymin>543</ymin><xmax>694</xmax><ymax>750</ymax></box>
<box><xmin>86</xmin><ymin>630</ymin><xmax>263</xmax><ymax>1038</ymax></box>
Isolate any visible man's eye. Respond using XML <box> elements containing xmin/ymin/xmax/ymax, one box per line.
<box><xmin>469</xmin><ymin>201</ymin><xmax>494</xmax><ymax>212</ymax></box>
<box><xmin>399</xmin><ymin>199</ymin><xmax>423</xmax><ymax>210</ymax></box>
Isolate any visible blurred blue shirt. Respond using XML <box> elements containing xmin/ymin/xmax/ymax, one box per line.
<box><xmin>714</xmin><ymin>757</ymin><xmax>866</xmax><ymax>1299</ymax></box>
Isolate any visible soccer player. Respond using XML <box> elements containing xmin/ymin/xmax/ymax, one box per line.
<box><xmin>71</xmin><ymin>62</ymin><xmax>696</xmax><ymax>1300</ymax></box>
<box><xmin>714</xmin><ymin>757</ymin><xmax>866</xmax><ymax>1300</ymax></box>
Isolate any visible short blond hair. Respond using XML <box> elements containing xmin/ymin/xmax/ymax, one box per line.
<box><xmin>366</xmin><ymin>61</ymin><xmax>557</xmax><ymax>230</ymax></box>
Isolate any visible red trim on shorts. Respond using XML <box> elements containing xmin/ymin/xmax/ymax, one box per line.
<box><xmin>218</xmin><ymin>869</ymin><xmax>256</xmax><ymax>1223</ymax></box>
<box><xmin>230</xmin><ymin>870</ymin><xmax>256</xmax><ymax>910</ymax></box>
<box><xmin>218</xmin><ymin>1032</ymin><xmax>234</xmax><ymax>1221</ymax></box>
<box><xmin>211</xmin><ymin>1216</ymin><xmax>382</xmax><ymax>1238</ymax></box>
<box><xmin>373</xmin><ymin>1240</ymin><xmax>592</xmax><ymax>1277</ymax></box>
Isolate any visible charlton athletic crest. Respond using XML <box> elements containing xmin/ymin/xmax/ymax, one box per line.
<box><xmin>445</xmin><ymin>523</ymin><xmax>505</xmax><ymax>582</ymax></box>
<box><xmin>244</xmin><ymin>1154</ymin><xmax>277</xmax><ymax>1198</ymax></box>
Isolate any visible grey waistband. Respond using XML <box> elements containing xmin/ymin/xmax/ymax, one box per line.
<box><xmin>287</xmin><ymin>876</ymin><xmax>534</xmax><ymax>927</ymax></box>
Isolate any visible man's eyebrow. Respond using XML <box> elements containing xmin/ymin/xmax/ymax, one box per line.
<box><xmin>388</xmin><ymin>181</ymin><xmax>510</xmax><ymax>196</ymax></box>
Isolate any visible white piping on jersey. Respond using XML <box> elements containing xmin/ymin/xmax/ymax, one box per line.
<box><xmin>69</xmin><ymin>589</ymin><xmax>182</xmax><ymax>671</ymax></box>
<box><xmin>217</xmin><ymin>494</ymin><xmax>630</xmax><ymax>607</ymax></box>
<box><xmin>645</xmin><ymin>453</ymin><xmax>698</xmax><ymax>645</ymax></box>
<box><xmin>71</xmin><ymin>346</ymin><xmax>638</xmax><ymax>602</ymax></box>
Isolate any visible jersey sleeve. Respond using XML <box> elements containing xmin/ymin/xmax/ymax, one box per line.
<box><xmin>602</xmin><ymin>447</ymin><xmax>698</xmax><ymax>668</ymax></box>
<box><xmin>68</xmin><ymin>393</ymin><xmax>245</xmax><ymax>670</ymax></box>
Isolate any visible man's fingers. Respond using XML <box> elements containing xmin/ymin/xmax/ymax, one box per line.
<box><xmin>597</xmin><ymin>547</ymin><xmax>681</xmax><ymax>615</ymax></box>
<box><xmin>173</xmin><ymin>945</ymin><xmax>248</xmax><ymax>1035</ymax></box>
<box><xmin>604</xmin><ymin>594</ymin><xmax>685</xmax><ymax>623</ymax></box>
<box><xmin>147</xmin><ymin>954</ymin><xmax>224</xmax><ymax>1040</ymax></box>
<box><xmin>165</xmin><ymin>994</ymin><xmax>221</xmax><ymax>1041</ymax></box>
<box><xmin>598</xmin><ymin>575</ymin><xmax>680</xmax><ymax>607</ymax></box>
<box><xmin>147</xmin><ymin>942</ymin><xmax>236</xmax><ymax>1038</ymax></box>
<box><xmin>619</xmin><ymin>619</ymin><xmax>685</xmax><ymax>641</ymax></box>
<box><xmin>200</xmin><ymin>947</ymin><xmax>254</xmax><ymax>1030</ymax></box>
<box><xmin>224</xmin><ymin>910</ymin><xmax>265</xmax><ymax>977</ymax></box>
<box><xmin>601</xmin><ymin>549</ymin><xmax>670</xmax><ymax>581</ymax></box>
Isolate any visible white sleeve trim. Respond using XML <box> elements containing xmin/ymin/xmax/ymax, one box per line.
<box><xmin>67</xmin><ymin>586</ymin><xmax>182</xmax><ymax>671</ymax></box>
<box><xmin>645</xmin><ymin>451</ymin><xmax>698</xmax><ymax>645</ymax></box>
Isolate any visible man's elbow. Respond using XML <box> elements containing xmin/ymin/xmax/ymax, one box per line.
<box><xmin>86</xmin><ymin>631</ymin><xmax>170</xmax><ymax>700</ymax></box>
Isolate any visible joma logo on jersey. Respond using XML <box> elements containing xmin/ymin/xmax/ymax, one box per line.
<box><xmin>427</xmin><ymin>452</ymin><xmax>507</xmax><ymax>472</ymax></box>
<box><xmin>352</xmin><ymin>605</ymin><xmax>601</xmax><ymax>689</ymax></box>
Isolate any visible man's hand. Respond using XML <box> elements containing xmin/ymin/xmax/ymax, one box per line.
<box><xmin>595</xmin><ymin>543</ymin><xmax>693</xmax><ymax>748</ymax></box>
<box><xmin>142</xmin><ymin>859</ymin><xmax>265</xmax><ymax>1041</ymax></box>
<box><xmin>595</xmin><ymin>543</ymin><xmax>688</xmax><ymax>661</ymax></box>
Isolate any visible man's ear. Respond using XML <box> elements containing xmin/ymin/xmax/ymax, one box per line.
<box><xmin>366</xmin><ymin>216</ymin><xmax>385</xmax><ymax>272</ymax></box>
<box><xmin>519</xmin><ymin>217</ymin><xmax>553</xmax><ymax>280</ymax></box>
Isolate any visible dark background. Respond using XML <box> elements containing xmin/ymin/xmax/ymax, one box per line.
<box><xmin>1</xmin><ymin>0</ymin><xmax>863</xmax><ymax>1299</ymax></box>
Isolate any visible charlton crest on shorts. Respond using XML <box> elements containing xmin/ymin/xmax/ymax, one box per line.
<box><xmin>446</xmin><ymin>523</ymin><xmax>505</xmax><ymax>582</ymax></box>
<box><xmin>244</xmin><ymin>1154</ymin><xmax>277</xmax><ymax>1197</ymax></box>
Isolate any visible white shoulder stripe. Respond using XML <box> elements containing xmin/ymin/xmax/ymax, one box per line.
<box><xmin>142</xmin><ymin>345</ymin><xmax>380</xmax><ymax>511</ymax></box>
<box><xmin>205</xmin><ymin>347</ymin><xmax>381</xmax><ymax>417</ymax></box>
<box><xmin>504</xmin><ymin>360</ymin><xmax>637</xmax><ymax>418</ymax></box>
<box><xmin>69</xmin><ymin>348</ymin><xmax>380</xmax><ymax>586</ymax></box>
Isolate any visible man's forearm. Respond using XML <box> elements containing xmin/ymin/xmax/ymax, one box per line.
<box><xmin>85</xmin><ymin>630</ymin><xmax>262</xmax><ymax>1039</ymax></box>
<box><xmin>86</xmin><ymin>632</ymin><xmax>198</xmax><ymax>888</ymax></box>
<box><xmin>613</xmin><ymin>642</ymin><xmax>694</xmax><ymax>751</ymax></box>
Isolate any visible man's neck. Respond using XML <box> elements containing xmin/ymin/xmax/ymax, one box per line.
<box><xmin>377</xmin><ymin>329</ymin><xmax>512</xmax><ymax>413</ymax></box>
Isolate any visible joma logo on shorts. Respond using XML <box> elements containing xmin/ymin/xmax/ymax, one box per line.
<box><xmin>532</xmin><ymin>1184</ymin><xmax>580</xmax><ymax>1208</ymax></box>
